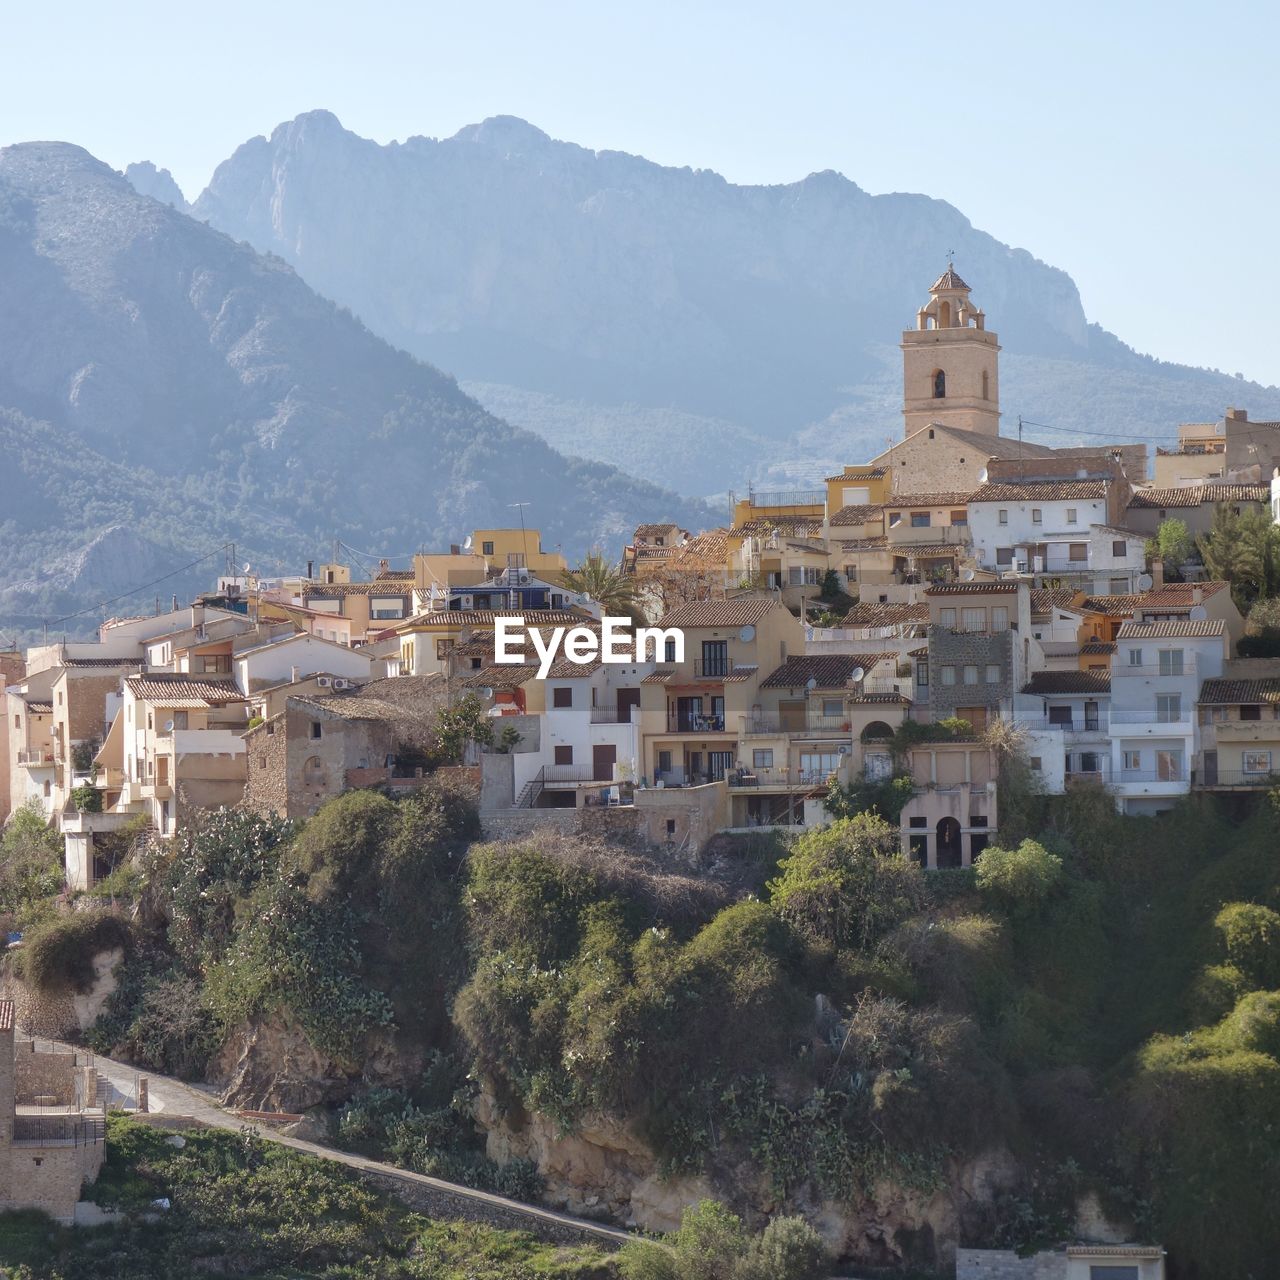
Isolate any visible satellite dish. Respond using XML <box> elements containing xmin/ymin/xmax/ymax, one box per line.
<box><xmin>163</xmin><ymin>720</ymin><xmax>175</xmax><ymax>733</ymax></box>
<box><xmin>480</xmin><ymin>687</ymin><xmax>493</xmax><ymax>699</ymax></box>
<box><xmin>806</xmin><ymin>676</ymin><xmax>817</xmax><ymax>691</ymax></box>
<box><xmin>849</xmin><ymin>666</ymin><xmax>866</xmax><ymax>685</ymax></box>
<box><xmin>1136</xmin><ymin>573</ymin><xmax>1153</xmax><ymax>591</ymax></box>
<box><xmin>960</xmin><ymin>568</ymin><xmax>976</xmax><ymax>581</ymax></box>
<box><xmin>243</xmin><ymin>562</ymin><xmax>251</xmax><ymax>574</ymax></box>
<box><xmin>739</xmin><ymin>625</ymin><xmax>756</xmax><ymax>642</ymax></box>
<box><xmin>1188</xmin><ymin>605</ymin><xmax>1208</xmax><ymax>620</ymax></box>
<box><xmin>463</xmin><ymin>536</ymin><xmax>473</xmax><ymax>551</ymax></box>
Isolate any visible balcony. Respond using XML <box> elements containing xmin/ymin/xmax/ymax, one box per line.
<box><xmin>1196</xmin><ymin>769</ymin><xmax>1280</xmax><ymax>790</ymax></box>
<box><xmin>1113</xmin><ymin>659</ymin><xmax>1198</xmax><ymax>678</ymax></box>
<box><xmin>667</xmin><ymin>713</ymin><xmax>728</xmax><ymax>733</ymax></box>
<box><xmin>739</xmin><ymin>714</ymin><xmax>853</xmax><ymax>737</ymax></box>
<box><xmin>589</xmin><ymin>706</ymin><xmax>636</xmax><ymax>724</ymax></box>
<box><xmin>1110</xmin><ymin>710</ymin><xmax>1193</xmax><ymax>732</ymax></box>
<box><xmin>1016</xmin><ymin>717</ymin><xmax>1109</xmax><ymax>737</ymax></box>
<box><xmin>691</xmin><ymin>659</ymin><xmax>731</xmax><ymax>680</ymax></box>
<box><xmin>17</xmin><ymin>749</ymin><xmax>54</xmax><ymax>767</ymax></box>
<box><xmin>1114</xmin><ymin>769</ymin><xmax>1188</xmax><ymax>787</ymax></box>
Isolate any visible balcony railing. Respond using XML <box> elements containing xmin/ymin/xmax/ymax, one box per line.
<box><xmin>1113</xmin><ymin>660</ymin><xmax>1198</xmax><ymax>678</ymax></box>
<box><xmin>668</xmin><ymin>713</ymin><xmax>727</xmax><ymax>733</ymax></box>
<box><xmin>692</xmin><ymin>658</ymin><xmax>731</xmax><ymax>679</ymax></box>
<box><xmin>589</xmin><ymin>706</ymin><xmax>636</xmax><ymax>724</ymax></box>
<box><xmin>1197</xmin><ymin>770</ymin><xmax>1280</xmax><ymax>789</ymax></box>
<box><xmin>1114</xmin><ymin>769</ymin><xmax>1188</xmax><ymax>785</ymax></box>
<box><xmin>542</xmin><ymin>765</ymin><xmax>602</xmax><ymax>784</ymax></box>
<box><xmin>17</xmin><ymin>749</ymin><xmax>53</xmax><ymax>766</ymax></box>
<box><xmin>1110</xmin><ymin>710</ymin><xmax>1193</xmax><ymax>727</ymax></box>
<box><xmin>1016</xmin><ymin>718</ymin><xmax>1108</xmax><ymax>734</ymax></box>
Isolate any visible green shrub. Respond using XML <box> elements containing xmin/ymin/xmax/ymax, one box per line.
<box><xmin>1214</xmin><ymin>902</ymin><xmax>1280</xmax><ymax>988</ymax></box>
<box><xmin>16</xmin><ymin>911</ymin><xmax>130</xmax><ymax>993</ymax></box>
<box><xmin>975</xmin><ymin>839</ymin><xmax>1064</xmax><ymax>910</ymax></box>
<box><xmin>1187</xmin><ymin>963</ymin><xmax>1251</xmax><ymax>1026</ymax></box>
<box><xmin>69</xmin><ymin>783</ymin><xmax>102</xmax><ymax>812</ymax></box>
<box><xmin>768</xmin><ymin>813</ymin><xmax>926</xmax><ymax>952</ymax></box>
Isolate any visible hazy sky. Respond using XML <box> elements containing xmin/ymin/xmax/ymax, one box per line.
<box><xmin>3</xmin><ymin>1</ymin><xmax>1275</xmax><ymax>385</ymax></box>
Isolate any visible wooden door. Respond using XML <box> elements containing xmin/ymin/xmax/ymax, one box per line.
<box><xmin>593</xmin><ymin>744</ymin><xmax>617</xmax><ymax>782</ymax></box>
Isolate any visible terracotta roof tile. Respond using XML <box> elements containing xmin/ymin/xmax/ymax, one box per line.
<box><xmin>61</xmin><ymin>656</ymin><xmax>144</xmax><ymax>668</ymax></box>
<box><xmin>460</xmin><ymin>664</ymin><xmax>542</xmax><ymax>689</ymax></box>
<box><xmin>824</xmin><ymin>467</ymin><xmax>887</xmax><ymax>481</ymax></box>
<box><xmin>657</xmin><ymin>597</ymin><xmax>777</xmax><ymax>629</ymax></box>
<box><xmin>829</xmin><ymin>503</ymin><xmax>885</xmax><ymax>527</ymax></box>
<box><xmin>1081</xmin><ymin>594</ymin><xmax>1143</xmax><ymax>614</ymax></box>
<box><xmin>1022</xmin><ymin>671</ymin><xmax>1112</xmax><ymax>695</ymax></box>
<box><xmin>842</xmin><ymin>602</ymin><xmax>930</xmax><ymax>626</ymax></box>
<box><xmin>884</xmin><ymin>492</ymin><xmax>973</xmax><ymax>507</ymax></box>
<box><xmin>404</xmin><ymin>610</ymin><xmax>587</xmax><ymax>628</ymax></box>
<box><xmin>760</xmin><ymin>654</ymin><xmax>887</xmax><ymax>690</ymax></box>
<box><xmin>926</xmin><ymin>582</ymin><xmax>1021</xmax><ymax>595</ymax></box>
<box><xmin>972</xmin><ymin>480</ymin><xmax>1108</xmax><ymax>502</ymax></box>
<box><xmin>1128</xmin><ymin>484</ymin><xmax>1269</xmax><ymax>508</ymax></box>
<box><xmin>126</xmin><ymin>675</ymin><xmax>245</xmax><ymax>703</ymax></box>
<box><xmin>930</xmin><ymin>266</ymin><xmax>970</xmax><ymax>291</ymax></box>
<box><xmin>1116</xmin><ymin>619</ymin><xmax>1226</xmax><ymax>639</ymax></box>
<box><xmin>1198</xmin><ymin>677</ymin><xmax>1280</xmax><ymax>704</ymax></box>
<box><xmin>1031</xmin><ymin>588</ymin><xmax>1082</xmax><ymax>615</ymax></box>
<box><xmin>835</xmin><ymin>536</ymin><xmax>889</xmax><ymax>551</ymax></box>
<box><xmin>1081</xmin><ymin>640</ymin><xmax>1117</xmax><ymax>655</ymax></box>
<box><xmin>731</xmin><ymin>516</ymin><xmax>823</xmax><ymax>537</ymax></box>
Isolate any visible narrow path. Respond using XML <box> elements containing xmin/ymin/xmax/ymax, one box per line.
<box><xmin>64</xmin><ymin>1042</ymin><xmax>633</xmax><ymax>1248</ymax></box>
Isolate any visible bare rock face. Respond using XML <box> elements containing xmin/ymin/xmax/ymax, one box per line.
<box><xmin>210</xmin><ymin>1013</ymin><xmax>422</xmax><ymax>1112</ymax></box>
<box><xmin>475</xmin><ymin>1079</ymin><xmax>1023</xmax><ymax>1270</ymax></box>
<box><xmin>0</xmin><ymin>947</ymin><xmax>122</xmax><ymax>1039</ymax></box>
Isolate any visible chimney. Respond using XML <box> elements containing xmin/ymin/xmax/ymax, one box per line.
<box><xmin>1151</xmin><ymin>559</ymin><xmax>1165</xmax><ymax>589</ymax></box>
<box><xmin>1192</xmin><ymin>586</ymin><xmax>1203</xmax><ymax>605</ymax></box>
<box><xmin>450</xmin><ymin>544</ymin><xmax>460</xmax><ymax>555</ymax></box>
<box><xmin>306</xmin><ymin>560</ymin><xmax>314</xmax><ymax>579</ymax></box>
<box><xmin>291</xmin><ymin>665</ymin><xmax>300</xmax><ymax>684</ymax></box>
<box><xmin>379</xmin><ymin>559</ymin><xmax>390</xmax><ymax>574</ymax></box>
<box><xmin>1226</xmin><ymin>407</ymin><xmax>1247</xmax><ymax>422</ymax></box>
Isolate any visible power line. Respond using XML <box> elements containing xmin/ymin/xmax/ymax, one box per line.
<box><xmin>1017</xmin><ymin>416</ymin><xmax>1280</xmax><ymax>444</ymax></box>
<box><xmin>42</xmin><ymin>542</ymin><xmax>231</xmax><ymax>629</ymax></box>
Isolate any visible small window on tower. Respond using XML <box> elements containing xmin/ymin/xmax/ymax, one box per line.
<box><xmin>933</xmin><ymin>369</ymin><xmax>946</xmax><ymax>399</ymax></box>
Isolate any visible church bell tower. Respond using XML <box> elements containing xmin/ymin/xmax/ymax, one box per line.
<box><xmin>901</xmin><ymin>265</ymin><xmax>1000</xmax><ymax>438</ymax></box>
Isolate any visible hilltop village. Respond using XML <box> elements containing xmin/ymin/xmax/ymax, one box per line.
<box><xmin>4</xmin><ymin>267</ymin><xmax>1279</xmax><ymax>888</ymax></box>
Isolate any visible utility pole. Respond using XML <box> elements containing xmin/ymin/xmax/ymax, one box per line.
<box><xmin>509</xmin><ymin>502</ymin><xmax>531</xmax><ymax>572</ymax></box>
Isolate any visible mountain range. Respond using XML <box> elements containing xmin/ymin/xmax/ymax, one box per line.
<box><xmin>190</xmin><ymin>111</ymin><xmax>1280</xmax><ymax>493</ymax></box>
<box><xmin>0</xmin><ymin>141</ymin><xmax>711</xmax><ymax>636</ymax></box>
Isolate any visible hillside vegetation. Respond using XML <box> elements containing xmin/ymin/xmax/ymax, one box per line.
<box><xmin>22</xmin><ymin>775</ymin><xmax>1280</xmax><ymax>1278</ymax></box>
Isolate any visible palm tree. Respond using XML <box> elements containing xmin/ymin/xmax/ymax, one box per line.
<box><xmin>563</xmin><ymin>551</ymin><xmax>646</xmax><ymax>625</ymax></box>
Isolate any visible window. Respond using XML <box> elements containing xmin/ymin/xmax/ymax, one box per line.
<box><xmin>436</xmin><ymin>639</ymin><xmax>454</xmax><ymax>661</ymax></box>
<box><xmin>1088</xmin><ymin>1266</ymin><xmax>1140</xmax><ymax>1280</ymax></box>
<box><xmin>932</xmin><ymin>369</ymin><xmax>946</xmax><ymax>398</ymax></box>
<box><xmin>173</xmin><ymin>711</ymin><xmax>188</xmax><ymax>730</ymax></box>
<box><xmin>1158</xmin><ymin>649</ymin><xmax>1184</xmax><ymax>676</ymax></box>
<box><xmin>1031</xmin><ymin>508</ymin><xmax>1043</xmax><ymax>524</ymax></box>
<box><xmin>939</xmin><ymin>607</ymin><xmax>956</xmax><ymax>628</ymax></box>
<box><xmin>1156</xmin><ymin>748</ymin><xmax>1183</xmax><ymax>781</ymax></box>
<box><xmin>985</xmin><ymin>664</ymin><xmax>1001</xmax><ymax>684</ymax></box>
<box><xmin>701</xmin><ymin>641</ymin><xmax>728</xmax><ymax>676</ymax></box>
<box><xmin>310</xmin><ymin>721</ymin><xmax>322</xmax><ymax>739</ymax></box>
<box><xmin>1030</xmin><ymin>756</ymin><xmax>1043</xmax><ymax>770</ymax></box>
<box><xmin>800</xmin><ymin>751</ymin><xmax>841</xmax><ymax>779</ymax></box>
<box><xmin>1122</xmin><ymin>750</ymin><xmax>1141</xmax><ymax>771</ymax></box>
<box><xmin>991</xmin><ymin>606</ymin><xmax>1009</xmax><ymax>631</ymax></box>
<box><xmin>752</xmin><ymin>749</ymin><xmax>773</xmax><ymax>769</ymax></box>
<box><xmin>1240</xmin><ymin>704</ymin><xmax>1262</xmax><ymax>721</ymax></box>
<box><xmin>481</xmin><ymin>541</ymin><xmax>494</xmax><ymax>556</ymax></box>
<box><xmin>804</xmin><ymin>567</ymin><xmax>822</xmax><ymax>586</ymax></box>
<box><xmin>554</xmin><ymin>745</ymin><xmax>573</xmax><ymax>765</ymax></box>
<box><xmin>961</xmin><ymin>607</ymin><xmax>985</xmax><ymax>632</ymax></box>
<box><xmin>1112</xmin><ymin>539</ymin><xmax>1127</xmax><ymax>557</ymax></box>
<box><xmin>657</xmin><ymin>750</ymin><xmax>672</xmax><ymax>774</ymax></box>
<box><xmin>1069</xmin><ymin>543</ymin><xmax>1088</xmax><ymax>562</ymax></box>
<box><xmin>950</xmin><ymin>510</ymin><xmax>968</xmax><ymax>525</ymax></box>
<box><xmin>1079</xmin><ymin>752</ymin><xmax>1099</xmax><ymax>773</ymax></box>
<box><xmin>888</xmin><ymin>511</ymin><xmax>902</xmax><ymax>527</ymax></box>
<box><xmin>266</xmin><ymin>721</ymin><xmax>275</xmax><ymax>736</ymax></box>
<box><xmin>1156</xmin><ymin>693</ymin><xmax>1182</xmax><ymax>723</ymax></box>
<box><xmin>910</xmin><ymin>512</ymin><xmax>931</xmax><ymax>528</ymax></box>
<box><xmin>1066</xmin><ymin>508</ymin><xmax>1078</xmax><ymax>524</ymax></box>
<box><xmin>664</xmin><ymin>638</ymin><xmax>677</xmax><ymax>663</ymax></box>
<box><xmin>552</xmin><ymin>686</ymin><xmax>573</xmax><ymax>708</ymax></box>
<box><xmin>1128</xmin><ymin>648</ymin><xmax>1143</xmax><ymax>666</ymax></box>
<box><xmin>996</xmin><ymin>546</ymin><xmax>1014</xmax><ymax>566</ymax></box>
<box><xmin>788</xmin><ymin>566</ymin><xmax>803</xmax><ymax>586</ymax></box>
<box><xmin>998</xmin><ymin>509</ymin><xmax>1009</xmax><ymax>525</ymax></box>
<box><xmin>666</xmin><ymin>819</ymin><xmax>677</xmax><ymax>836</ymax></box>
<box><xmin>915</xmin><ymin>660</ymin><xmax>929</xmax><ymax>687</ymax></box>
<box><xmin>1243</xmin><ymin>749</ymin><xmax>1272</xmax><ymax>774</ymax></box>
<box><xmin>963</xmin><ymin>665</ymin><xmax>979</xmax><ymax>685</ymax></box>
<box><xmin>821</xmin><ymin>698</ymin><xmax>843</xmax><ymax>718</ymax></box>
<box><xmin>259</xmin><ymin>756</ymin><xmax>267</xmax><ymax>770</ymax></box>
<box><xmin>1110</xmin><ymin>576</ymin><xmax>1129</xmax><ymax>593</ymax></box>
<box><xmin>843</xmin><ymin>563</ymin><xmax>858</xmax><ymax>582</ymax></box>
<box><xmin>940</xmin><ymin>665</ymin><xmax>957</xmax><ymax>686</ymax></box>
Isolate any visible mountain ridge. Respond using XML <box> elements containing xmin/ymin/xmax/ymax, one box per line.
<box><xmin>187</xmin><ymin>111</ymin><xmax>1280</xmax><ymax>492</ymax></box>
<box><xmin>0</xmin><ymin>140</ymin><xmax>712</xmax><ymax>635</ymax></box>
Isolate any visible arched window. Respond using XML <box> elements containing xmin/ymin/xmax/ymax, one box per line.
<box><xmin>861</xmin><ymin>720</ymin><xmax>895</xmax><ymax>743</ymax></box>
<box><xmin>936</xmin><ymin>817</ymin><xmax>963</xmax><ymax>869</ymax></box>
<box><xmin>938</xmin><ymin>300</ymin><xmax>952</xmax><ymax>327</ymax></box>
<box><xmin>933</xmin><ymin>369</ymin><xmax>946</xmax><ymax>399</ymax></box>
<box><xmin>982</xmin><ymin>369</ymin><xmax>990</xmax><ymax>400</ymax></box>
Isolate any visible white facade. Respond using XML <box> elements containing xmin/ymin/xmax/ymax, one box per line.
<box><xmin>233</xmin><ymin>634</ymin><xmax>372</xmax><ymax>692</ymax></box>
<box><xmin>1107</xmin><ymin>623</ymin><xmax>1227</xmax><ymax>814</ymax></box>
<box><xmin>1015</xmin><ymin>688</ymin><xmax>1111</xmax><ymax>793</ymax></box>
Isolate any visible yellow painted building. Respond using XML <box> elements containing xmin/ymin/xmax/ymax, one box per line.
<box><xmin>471</xmin><ymin>528</ymin><xmax>568</xmax><ymax>580</ymax></box>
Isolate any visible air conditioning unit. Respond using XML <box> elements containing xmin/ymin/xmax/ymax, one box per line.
<box><xmin>460</xmin><ymin>594</ymin><xmax>474</xmax><ymax>609</ymax></box>
<box><xmin>332</xmin><ymin>678</ymin><xmax>349</xmax><ymax>690</ymax></box>
<box><xmin>316</xmin><ymin>676</ymin><xmax>332</xmax><ymax>688</ymax></box>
